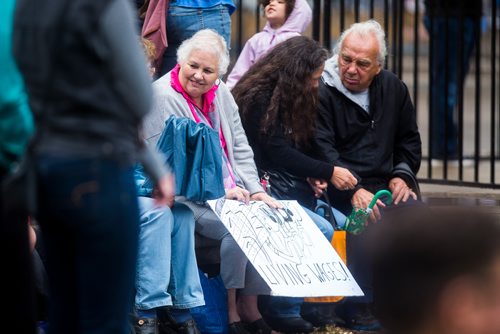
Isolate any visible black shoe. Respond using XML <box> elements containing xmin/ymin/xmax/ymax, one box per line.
<box><xmin>343</xmin><ymin>313</ymin><xmax>381</xmax><ymax>332</ymax></box>
<box><xmin>229</xmin><ymin>321</ymin><xmax>252</xmax><ymax>334</ymax></box>
<box><xmin>159</xmin><ymin>318</ymin><xmax>201</xmax><ymax>334</ymax></box>
<box><xmin>264</xmin><ymin>316</ymin><xmax>314</xmax><ymax>333</ymax></box>
<box><xmin>175</xmin><ymin>319</ymin><xmax>201</xmax><ymax>334</ymax></box>
<box><xmin>335</xmin><ymin>303</ymin><xmax>381</xmax><ymax>332</ymax></box>
<box><xmin>244</xmin><ymin>318</ymin><xmax>273</xmax><ymax>334</ymax></box>
<box><xmin>157</xmin><ymin>308</ymin><xmax>200</xmax><ymax>334</ymax></box>
<box><xmin>134</xmin><ymin>317</ymin><xmax>159</xmax><ymax>334</ymax></box>
<box><xmin>301</xmin><ymin>303</ymin><xmax>342</xmax><ymax>327</ymax></box>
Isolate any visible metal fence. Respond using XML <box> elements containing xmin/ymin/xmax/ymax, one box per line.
<box><xmin>231</xmin><ymin>0</ymin><xmax>500</xmax><ymax>188</ymax></box>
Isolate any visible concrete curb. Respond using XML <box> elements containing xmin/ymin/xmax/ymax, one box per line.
<box><xmin>420</xmin><ymin>183</ymin><xmax>500</xmax><ymax>201</ymax></box>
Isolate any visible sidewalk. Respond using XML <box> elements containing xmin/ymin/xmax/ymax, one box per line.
<box><xmin>420</xmin><ymin>182</ymin><xmax>500</xmax><ymax>201</ymax></box>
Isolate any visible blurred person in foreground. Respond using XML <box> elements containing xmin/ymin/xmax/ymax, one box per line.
<box><xmin>370</xmin><ymin>206</ymin><xmax>500</xmax><ymax>334</ymax></box>
<box><xmin>13</xmin><ymin>0</ymin><xmax>173</xmax><ymax>333</ymax></box>
<box><xmin>1</xmin><ymin>0</ymin><xmax>35</xmax><ymax>332</ymax></box>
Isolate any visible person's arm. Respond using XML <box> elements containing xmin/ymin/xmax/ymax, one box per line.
<box><xmin>225</xmin><ymin>38</ymin><xmax>256</xmax><ymax>90</ymax></box>
<box><xmin>389</xmin><ymin>81</ymin><xmax>421</xmax><ymax>204</ymax></box>
<box><xmin>315</xmin><ymin>83</ymin><xmax>344</xmax><ymax>165</ymax></box>
<box><xmin>137</xmin><ymin>142</ymin><xmax>170</xmax><ymax>185</ymax></box>
<box><xmin>247</xmin><ymin>102</ymin><xmax>334</xmax><ymax>180</ymax></box>
<box><xmin>137</xmin><ymin>143</ymin><xmax>175</xmax><ymax>207</ymax></box>
<box><xmin>228</xmin><ymin>107</ymin><xmax>264</xmax><ymax>195</ymax></box>
<box><xmin>100</xmin><ymin>0</ymin><xmax>152</xmax><ymax>121</ymax></box>
<box><xmin>315</xmin><ymin>82</ymin><xmax>362</xmax><ymax>195</ymax></box>
<box><xmin>315</xmin><ymin>83</ymin><xmax>361</xmax><ymax>176</ymax></box>
<box><xmin>0</xmin><ymin>0</ymin><xmax>34</xmax><ymax>172</ymax></box>
<box><xmin>392</xmin><ymin>81</ymin><xmax>422</xmax><ymax>176</ymax></box>
<box><xmin>245</xmin><ymin>100</ymin><xmax>357</xmax><ymax>191</ymax></box>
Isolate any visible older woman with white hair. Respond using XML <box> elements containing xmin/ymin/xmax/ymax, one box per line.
<box><xmin>142</xmin><ymin>29</ymin><xmax>281</xmax><ymax>334</ymax></box>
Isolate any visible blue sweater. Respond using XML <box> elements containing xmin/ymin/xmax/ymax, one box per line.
<box><xmin>0</xmin><ymin>0</ymin><xmax>34</xmax><ymax>172</ymax></box>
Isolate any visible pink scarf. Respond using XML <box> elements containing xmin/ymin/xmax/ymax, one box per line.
<box><xmin>170</xmin><ymin>64</ymin><xmax>218</xmax><ymax>125</ymax></box>
<box><xmin>170</xmin><ymin>65</ymin><xmax>233</xmax><ymax>182</ymax></box>
<box><xmin>170</xmin><ymin>64</ymin><xmax>236</xmax><ymax>189</ymax></box>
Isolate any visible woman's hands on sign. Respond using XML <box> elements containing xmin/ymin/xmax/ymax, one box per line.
<box><xmin>225</xmin><ymin>187</ymin><xmax>282</xmax><ymax>209</ymax></box>
<box><xmin>225</xmin><ymin>187</ymin><xmax>251</xmax><ymax>204</ymax></box>
<box><xmin>331</xmin><ymin>166</ymin><xmax>357</xmax><ymax>191</ymax></box>
<box><xmin>250</xmin><ymin>191</ymin><xmax>282</xmax><ymax>209</ymax></box>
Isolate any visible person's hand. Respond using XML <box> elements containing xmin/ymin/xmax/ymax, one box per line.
<box><xmin>153</xmin><ymin>174</ymin><xmax>175</xmax><ymax>208</ymax></box>
<box><xmin>388</xmin><ymin>177</ymin><xmax>417</xmax><ymax>205</ymax></box>
<box><xmin>225</xmin><ymin>187</ymin><xmax>250</xmax><ymax>204</ymax></box>
<box><xmin>28</xmin><ymin>220</ymin><xmax>37</xmax><ymax>253</ymax></box>
<box><xmin>250</xmin><ymin>192</ymin><xmax>282</xmax><ymax>209</ymax></box>
<box><xmin>331</xmin><ymin>166</ymin><xmax>358</xmax><ymax>191</ymax></box>
<box><xmin>351</xmin><ymin>188</ymin><xmax>385</xmax><ymax>223</ymax></box>
<box><xmin>307</xmin><ymin>177</ymin><xmax>328</xmax><ymax>198</ymax></box>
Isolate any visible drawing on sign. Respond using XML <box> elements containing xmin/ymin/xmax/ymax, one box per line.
<box><xmin>215</xmin><ymin>199</ymin><xmax>315</xmax><ymax>263</ymax></box>
<box><xmin>208</xmin><ymin>199</ymin><xmax>364</xmax><ymax>297</ymax></box>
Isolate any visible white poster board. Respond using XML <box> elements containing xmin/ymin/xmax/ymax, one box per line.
<box><xmin>207</xmin><ymin>199</ymin><xmax>364</xmax><ymax>297</ymax></box>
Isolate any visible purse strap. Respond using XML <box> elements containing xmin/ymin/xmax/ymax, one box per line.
<box><xmin>315</xmin><ymin>192</ymin><xmax>339</xmax><ymax>230</ymax></box>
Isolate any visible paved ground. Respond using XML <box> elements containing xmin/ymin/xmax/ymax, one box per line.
<box><xmin>314</xmin><ymin>324</ymin><xmax>375</xmax><ymax>334</ymax></box>
<box><xmin>316</xmin><ymin>325</ymin><xmax>354</xmax><ymax>334</ymax></box>
<box><xmin>420</xmin><ymin>182</ymin><xmax>500</xmax><ymax>201</ymax></box>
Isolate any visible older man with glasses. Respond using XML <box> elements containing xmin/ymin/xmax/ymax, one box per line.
<box><xmin>313</xmin><ymin>19</ymin><xmax>422</xmax><ymax>332</ymax></box>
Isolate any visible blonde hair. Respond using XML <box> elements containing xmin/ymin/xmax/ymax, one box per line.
<box><xmin>141</xmin><ymin>38</ymin><xmax>156</xmax><ymax>63</ymax></box>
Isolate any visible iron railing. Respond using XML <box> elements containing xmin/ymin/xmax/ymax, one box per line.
<box><xmin>231</xmin><ymin>0</ymin><xmax>500</xmax><ymax>188</ymax></box>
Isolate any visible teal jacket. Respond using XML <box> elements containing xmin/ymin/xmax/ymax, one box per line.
<box><xmin>135</xmin><ymin>116</ymin><xmax>224</xmax><ymax>201</ymax></box>
<box><xmin>0</xmin><ymin>0</ymin><xmax>34</xmax><ymax>172</ymax></box>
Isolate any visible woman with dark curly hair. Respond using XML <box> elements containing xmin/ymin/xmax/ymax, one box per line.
<box><xmin>232</xmin><ymin>35</ymin><xmax>358</xmax><ymax>333</ymax></box>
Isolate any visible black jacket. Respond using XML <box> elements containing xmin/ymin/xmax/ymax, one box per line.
<box><xmin>315</xmin><ymin>69</ymin><xmax>421</xmax><ymax>202</ymax></box>
<box><xmin>241</xmin><ymin>96</ymin><xmax>335</xmax><ymax>209</ymax></box>
<box><xmin>13</xmin><ymin>0</ymin><xmax>152</xmax><ymax>162</ymax></box>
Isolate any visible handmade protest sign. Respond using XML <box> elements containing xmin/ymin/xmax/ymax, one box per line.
<box><xmin>207</xmin><ymin>199</ymin><xmax>364</xmax><ymax>297</ymax></box>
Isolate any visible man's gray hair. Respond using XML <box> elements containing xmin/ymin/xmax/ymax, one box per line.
<box><xmin>177</xmin><ymin>29</ymin><xmax>230</xmax><ymax>75</ymax></box>
<box><xmin>333</xmin><ymin>19</ymin><xmax>387</xmax><ymax>67</ymax></box>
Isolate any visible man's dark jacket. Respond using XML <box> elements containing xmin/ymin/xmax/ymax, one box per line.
<box><xmin>315</xmin><ymin>66</ymin><xmax>422</xmax><ymax>205</ymax></box>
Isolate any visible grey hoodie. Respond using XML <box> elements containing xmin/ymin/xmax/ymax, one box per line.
<box><xmin>226</xmin><ymin>0</ymin><xmax>312</xmax><ymax>89</ymax></box>
<box><xmin>322</xmin><ymin>55</ymin><xmax>370</xmax><ymax>113</ymax></box>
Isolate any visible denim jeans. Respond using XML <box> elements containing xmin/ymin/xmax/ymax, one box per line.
<box><xmin>424</xmin><ymin>16</ymin><xmax>477</xmax><ymax>159</ymax></box>
<box><xmin>36</xmin><ymin>155</ymin><xmax>139</xmax><ymax>334</ymax></box>
<box><xmin>302</xmin><ymin>206</ymin><xmax>334</xmax><ymax>241</ymax></box>
<box><xmin>135</xmin><ymin>197</ymin><xmax>204</xmax><ymax>310</ymax></box>
<box><xmin>264</xmin><ymin>206</ymin><xmax>335</xmax><ymax>318</ymax></box>
<box><xmin>160</xmin><ymin>4</ymin><xmax>232</xmax><ymax>75</ymax></box>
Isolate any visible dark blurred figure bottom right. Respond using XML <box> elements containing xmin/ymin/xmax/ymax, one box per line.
<box><xmin>367</xmin><ymin>205</ymin><xmax>500</xmax><ymax>334</ymax></box>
